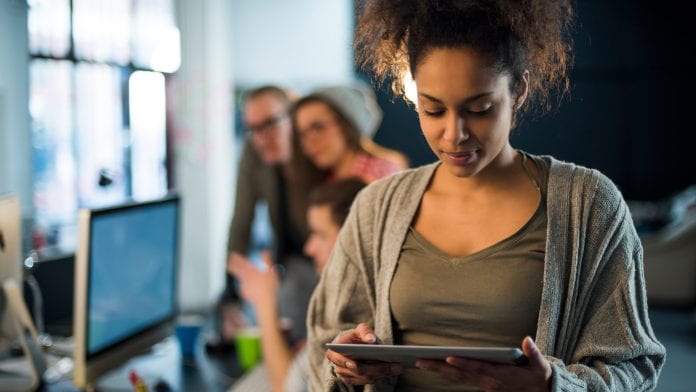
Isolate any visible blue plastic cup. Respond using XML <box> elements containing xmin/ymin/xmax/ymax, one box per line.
<box><xmin>175</xmin><ymin>315</ymin><xmax>203</xmax><ymax>358</ymax></box>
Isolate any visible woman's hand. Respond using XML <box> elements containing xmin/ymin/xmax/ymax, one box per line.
<box><xmin>227</xmin><ymin>251</ymin><xmax>280</xmax><ymax>314</ymax></box>
<box><xmin>325</xmin><ymin>323</ymin><xmax>403</xmax><ymax>385</ymax></box>
<box><xmin>415</xmin><ymin>337</ymin><xmax>552</xmax><ymax>392</ymax></box>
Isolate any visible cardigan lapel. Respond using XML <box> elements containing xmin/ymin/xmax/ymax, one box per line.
<box><xmin>375</xmin><ymin>163</ymin><xmax>439</xmax><ymax>345</ymax></box>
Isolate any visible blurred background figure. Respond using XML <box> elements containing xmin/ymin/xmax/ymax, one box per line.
<box><xmin>290</xmin><ymin>84</ymin><xmax>408</xmax><ymax>189</ymax></box>
<box><xmin>220</xmin><ymin>85</ymin><xmax>316</xmax><ymax>346</ymax></box>
<box><xmin>228</xmin><ymin>178</ymin><xmax>367</xmax><ymax>392</ymax></box>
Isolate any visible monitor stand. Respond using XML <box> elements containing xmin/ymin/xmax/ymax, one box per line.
<box><xmin>91</xmin><ymin>336</ymin><xmax>181</xmax><ymax>391</ymax></box>
<box><xmin>0</xmin><ymin>279</ymin><xmax>47</xmax><ymax>392</ymax></box>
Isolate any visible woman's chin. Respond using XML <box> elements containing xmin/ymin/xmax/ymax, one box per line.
<box><xmin>440</xmin><ymin>160</ymin><xmax>480</xmax><ymax>178</ymax></box>
<box><xmin>311</xmin><ymin>159</ymin><xmax>332</xmax><ymax>170</ymax></box>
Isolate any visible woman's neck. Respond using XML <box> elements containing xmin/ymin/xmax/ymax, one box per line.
<box><xmin>332</xmin><ymin>150</ymin><xmax>360</xmax><ymax>179</ymax></box>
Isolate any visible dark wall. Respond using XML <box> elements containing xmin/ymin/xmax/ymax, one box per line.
<box><xmin>367</xmin><ymin>0</ymin><xmax>696</xmax><ymax>201</ymax></box>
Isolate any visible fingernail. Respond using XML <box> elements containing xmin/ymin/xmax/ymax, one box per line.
<box><xmin>366</xmin><ymin>334</ymin><xmax>376</xmax><ymax>343</ymax></box>
<box><xmin>415</xmin><ymin>360</ymin><xmax>426</xmax><ymax>369</ymax></box>
<box><xmin>526</xmin><ymin>336</ymin><xmax>537</xmax><ymax>349</ymax></box>
<box><xmin>346</xmin><ymin>361</ymin><xmax>356</xmax><ymax>370</ymax></box>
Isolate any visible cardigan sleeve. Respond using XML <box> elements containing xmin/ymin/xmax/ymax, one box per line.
<box><xmin>306</xmin><ymin>190</ymin><xmax>378</xmax><ymax>392</ymax></box>
<box><xmin>548</xmin><ymin>169</ymin><xmax>666</xmax><ymax>391</ymax></box>
<box><xmin>548</xmin><ymin>248</ymin><xmax>666</xmax><ymax>391</ymax></box>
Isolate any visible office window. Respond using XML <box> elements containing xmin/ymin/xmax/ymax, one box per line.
<box><xmin>27</xmin><ymin>0</ymin><xmax>71</xmax><ymax>57</ymax></box>
<box><xmin>30</xmin><ymin>60</ymin><xmax>76</xmax><ymax>227</ymax></box>
<box><xmin>72</xmin><ymin>0</ymin><xmax>131</xmax><ymax>65</ymax></box>
<box><xmin>132</xmin><ymin>0</ymin><xmax>180</xmax><ymax>73</ymax></box>
<box><xmin>73</xmin><ymin>64</ymin><xmax>128</xmax><ymax>208</ymax></box>
<box><xmin>129</xmin><ymin>71</ymin><xmax>168</xmax><ymax>200</ymax></box>
<box><xmin>28</xmin><ymin>0</ymin><xmax>180</xmax><ymax>254</ymax></box>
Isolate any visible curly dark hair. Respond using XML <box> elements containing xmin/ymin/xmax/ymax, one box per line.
<box><xmin>355</xmin><ymin>0</ymin><xmax>573</xmax><ymax>113</ymax></box>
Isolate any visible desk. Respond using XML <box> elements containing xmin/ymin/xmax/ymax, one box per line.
<box><xmin>37</xmin><ymin>335</ymin><xmax>242</xmax><ymax>392</ymax></box>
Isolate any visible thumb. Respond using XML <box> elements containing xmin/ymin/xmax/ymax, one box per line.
<box><xmin>522</xmin><ymin>336</ymin><xmax>552</xmax><ymax>378</ymax></box>
<box><xmin>354</xmin><ymin>323</ymin><xmax>377</xmax><ymax>344</ymax></box>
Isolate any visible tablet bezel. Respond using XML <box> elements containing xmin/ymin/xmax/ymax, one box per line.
<box><xmin>325</xmin><ymin>343</ymin><xmax>528</xmax><ymax>367</ymax></box>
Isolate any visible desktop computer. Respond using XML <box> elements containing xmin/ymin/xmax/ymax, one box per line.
<box><xmin>72</xmin><ymin>194</ymin><xmax>180</xmax><ymax>389</ymax></box>
<box><xmin>3</xmin><ymin>193</ymin><xmax>241</xmax><ymax>390</ymax></box>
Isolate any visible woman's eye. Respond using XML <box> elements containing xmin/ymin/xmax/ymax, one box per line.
<box><xmin>468</xmin><ymin>104</ymin><xmax>493</xmax><ymax>115</ymax></box>
<box><xmin>302</xmin><ymin>123</ymin><xmax>326</xmax><ymax>136</ymax></box>
<box><xmin>422</xmin><ymin>108</ymin><xmax>444</xmax><ymax>117</ymax></box>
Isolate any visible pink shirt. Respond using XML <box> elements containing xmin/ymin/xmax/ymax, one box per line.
<box><xmin>335</xmin><ymin>152</ymin><xmax>403</xmax><ymax>184</ymax></box>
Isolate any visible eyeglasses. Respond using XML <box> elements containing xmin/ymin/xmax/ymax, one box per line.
<box><xmin>246</xmin><ymin>113</ymin><xmax>288</xmax><ymax>135</ymax></box>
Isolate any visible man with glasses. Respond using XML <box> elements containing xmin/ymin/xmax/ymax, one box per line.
<box><xmin>218</xmin><ymin>86</ymin><xmax>316</xmax><ymax>346</ymax></box>
<box><xmin>243</xmin><ymin>86</ymin><xmax>293</xmax><ymax>165</ymax></box>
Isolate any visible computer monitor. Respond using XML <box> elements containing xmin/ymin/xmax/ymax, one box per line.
<box><xmin>73</xmin><ymin>195</ymin><xmax>180</xmax><ymax>388</ymax></box>
<box><xmin>0</xmin><ymin>194</ymin><xmax>46</xmax><ymax>391</ymax></box>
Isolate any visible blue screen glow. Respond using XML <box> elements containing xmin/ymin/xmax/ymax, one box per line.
<box><xmin>87</xmin><ymin>201</ymin><xmax>177</xmax><ymax>355</ymax></box>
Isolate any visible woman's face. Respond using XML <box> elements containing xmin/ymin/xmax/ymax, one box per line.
<box><xmin>414</xmin><ymin>47</ymin><xmax>527</xmax><ymax>179</ymax></box>
<box><xmin>295</xmin><ymin>101</ymin><xmax>350</xmax><ymax>170</ymax></box>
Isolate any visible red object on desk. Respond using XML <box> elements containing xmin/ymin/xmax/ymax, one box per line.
<box><xmin>129</xmin><ymin>369</ymin><xmax>149</xmax><ymax>392</ymax></box>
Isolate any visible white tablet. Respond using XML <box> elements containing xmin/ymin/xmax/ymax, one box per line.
<box><xmin>325</xmin><ymin>343</ymin><xmax>527</xmax><ymax>367</ymax></box>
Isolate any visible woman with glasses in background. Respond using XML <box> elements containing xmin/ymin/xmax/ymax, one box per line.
<box><xmin>289</xmin><ymin>84</ymin><xmax>408</xmax><ymax>190</ymax></box>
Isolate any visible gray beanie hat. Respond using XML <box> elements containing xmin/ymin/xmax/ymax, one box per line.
<box><xmin>313</xmin><ymin>83</ymin><xmax>383</xmax><ymax>139</ymax></box>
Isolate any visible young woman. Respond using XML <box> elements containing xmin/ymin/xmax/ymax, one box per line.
<box><xmin>307</xmin><ymin>1</ymin><xmax>666</xmax><ymax>391</ymax></box>
<box><xmin>290</xmin><ymin>85</ymin><xmax>407</xmax><ymax>186</ymax></box>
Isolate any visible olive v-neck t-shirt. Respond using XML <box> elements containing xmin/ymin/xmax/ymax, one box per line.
<box><xmin>390</xmin><ymin>155</ymin><xmax>548</xmax><ymax>391</ymax></box>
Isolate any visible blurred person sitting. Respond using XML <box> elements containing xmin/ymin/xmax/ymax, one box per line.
<box><xmin>228</xmin><ymin>179</ymin><xmax>367</xmax><ymax>392</ymax></box>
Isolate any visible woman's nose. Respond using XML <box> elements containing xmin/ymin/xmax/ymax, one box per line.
<box><xmin>443</xmin><ymin>113</ymin><xmax>469</xmax><ymax>144</ymax></box>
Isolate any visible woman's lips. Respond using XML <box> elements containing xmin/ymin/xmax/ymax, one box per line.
<box><xmin>443</xmin><ymin>150</ymin><xmax>477</xmax><ymax>165</ymax></box>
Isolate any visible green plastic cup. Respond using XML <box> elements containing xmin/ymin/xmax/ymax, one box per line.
<box><xmin>235</xmin><ymin>327</ymin><xmax>261</xmax><ymax>371</ymax></box>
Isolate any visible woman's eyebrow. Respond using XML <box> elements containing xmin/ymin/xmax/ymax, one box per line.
<box><xmin>418</xmin><ymin>91</ymin><xmax>494</xmax><ymax>105</ymax></box>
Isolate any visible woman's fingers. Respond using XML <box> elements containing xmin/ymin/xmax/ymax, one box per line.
<box><xmin>326</xmin><ymin>325</ymin><xmax>401</xmax><ymax>385</ymax></box>
<box><xmin>227</xmin><ymin>252</ymin><xmax>249</xmax><ymax>276</ymax></box>
<box><xmin>332</xmin><ymin>323</ymin><xmax>376</xmax><ymax>344</ymax></box>
<box><xmin>327</xmin><ymin>351</ymin><xmax>401</xmax><ymax>378</ymax></box>
<box><xmin>353</xmin><ymin>323</ymin><xmax>377</xmax><ymax>343</ymax></box>
<box><xmin>416</xmin><ymin>338</ymin><xmax>553</xmax><ymax>391</ymax></box>
<box><xmin>522</xmin><ymin>336</ymin><xmax>552</xmax><ymax>379</ymax></box>
<box><xmin>325</xmin><ymin>351</ymin><xmax>357</xmax><ymax>371</ymax></box>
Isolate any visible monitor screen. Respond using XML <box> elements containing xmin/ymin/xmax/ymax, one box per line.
<box><xmin>73</xmin><ymin>194</ymin><xmax>179</xmax><ymax>387</ymax></box>
<box><xmin>87</xmin><ymin>198</ymin><xmax>178</xmax><ymax>355</ymax></box>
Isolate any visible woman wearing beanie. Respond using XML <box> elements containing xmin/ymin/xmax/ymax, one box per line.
<box><xmin>289</xmin><ymin>84</ymin><xmax>408</xmax><ymax>185</ymax></box>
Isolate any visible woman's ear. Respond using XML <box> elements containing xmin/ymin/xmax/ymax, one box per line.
<box><xmin>514</xmin><ymin>70</ymin><xmax>530</xmax><ymax>111</ymax></box>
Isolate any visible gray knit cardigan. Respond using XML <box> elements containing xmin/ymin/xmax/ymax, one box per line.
<box><xmin>306</xmin><ymin>156</ymin><xmax>666</xmax><ymax>391</ymax></box>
